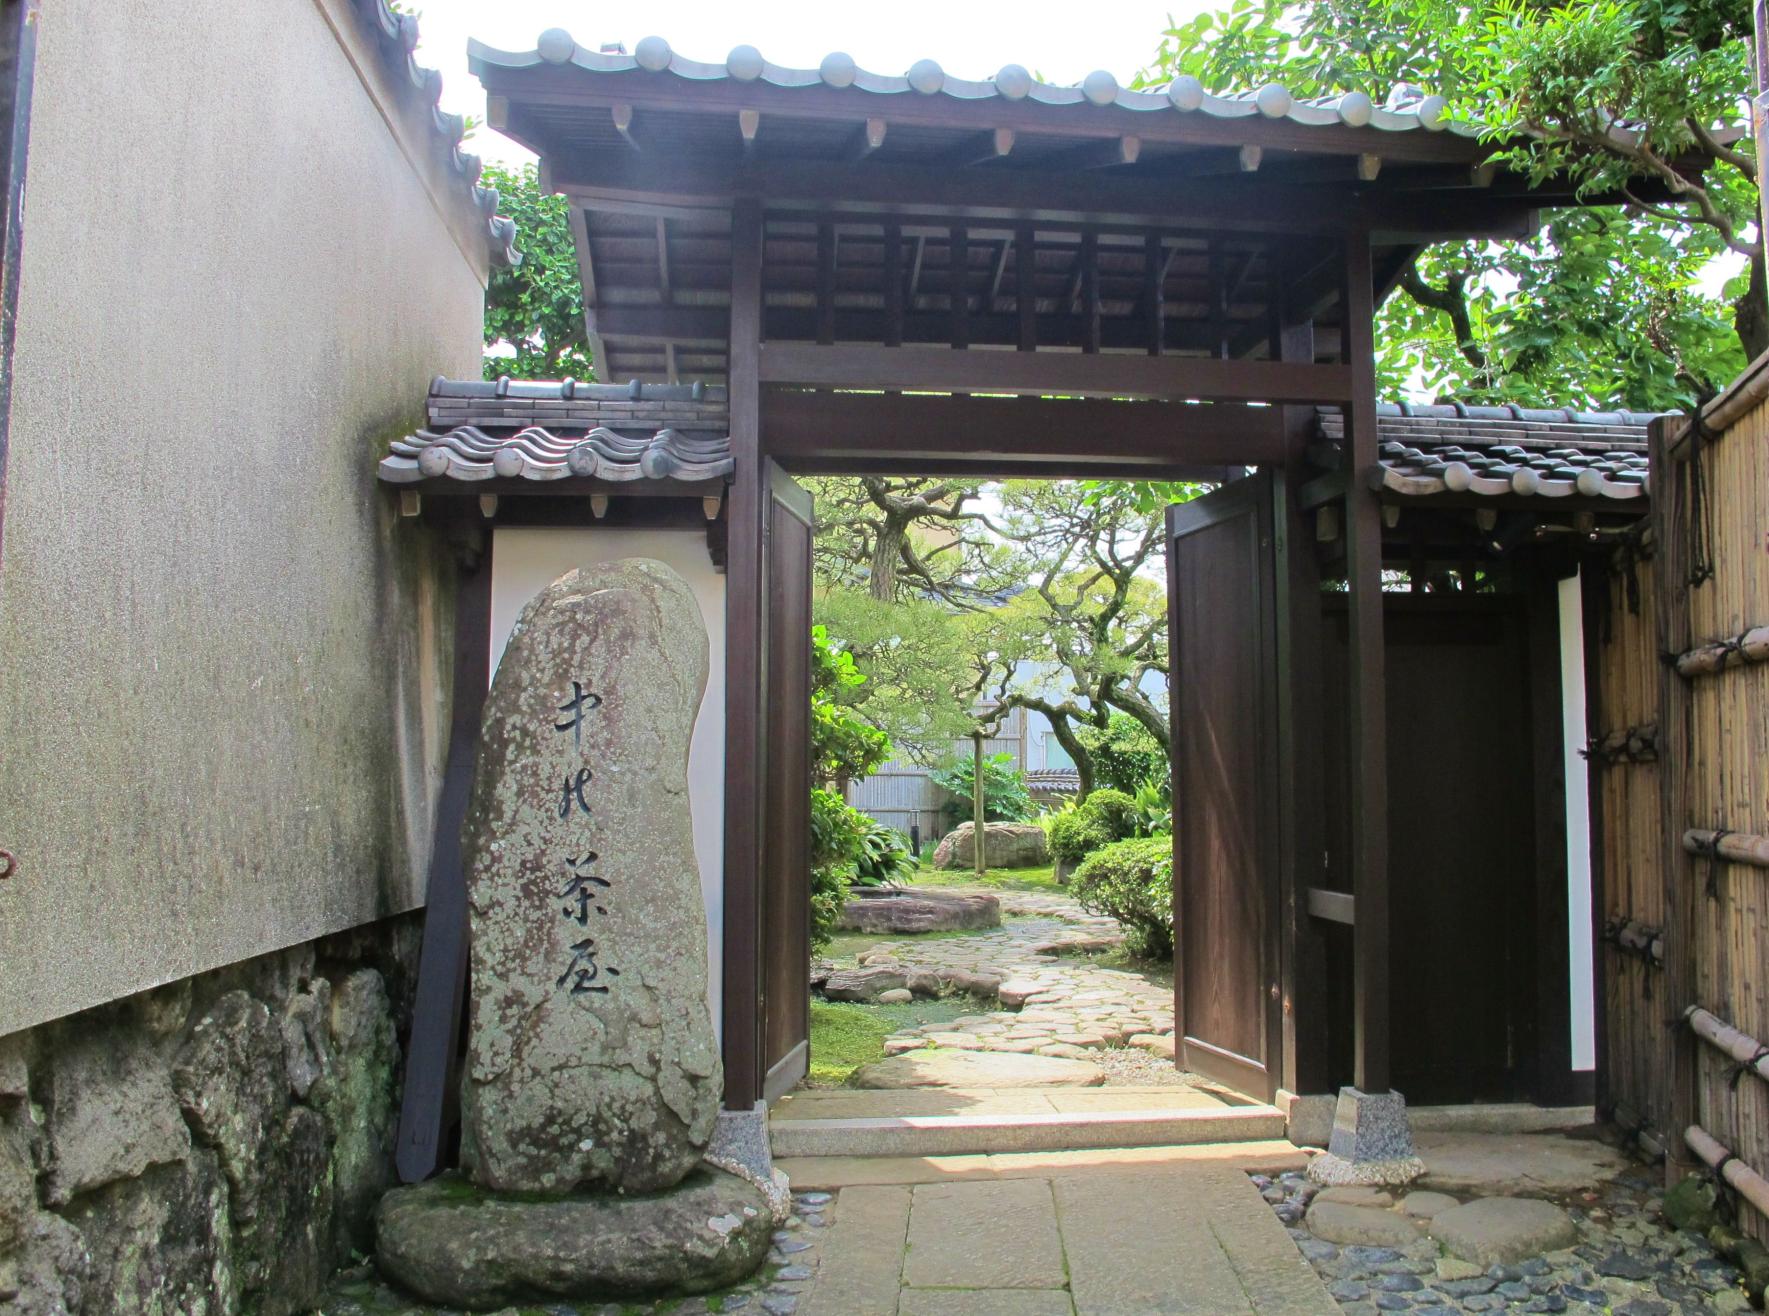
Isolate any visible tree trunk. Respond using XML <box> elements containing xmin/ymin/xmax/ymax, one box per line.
<box><xmin>1047</xmin><ymin>715</ymin><xmax>1095</xmax><ymax>799</ymax></box>
<box><xmin>1734</xmin><ymin>251</ymin><xmax>1768</xmax><ymax>365</ymax></box>
<box><xmin>868</xmin><ymin>519</ymin><xmax>904</xmax><ymax>600</ymax></box>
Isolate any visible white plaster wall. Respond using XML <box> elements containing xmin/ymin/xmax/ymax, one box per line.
<box><xmin>491</xmin><ymin>529</ymin><xmax>727</xmax><ymax>1039</ymax></box>
<box><xmin>0</xmin><ymin>0</ymin><xmax>485</xmax><ymax>1037</ymax></box>
<box><xmin>1560</xmin><ymin>571</ymin><xmax>1597</xmax><ymax>1072</ymax></box>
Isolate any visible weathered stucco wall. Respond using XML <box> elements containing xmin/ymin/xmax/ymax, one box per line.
<box><xmin>0</xmin><ymin>0</ymin><xmax>486</xmax><ymax>1036</ymax></box>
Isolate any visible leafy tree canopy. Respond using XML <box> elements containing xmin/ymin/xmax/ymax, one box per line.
<box><xmin>481</xmin><ymin>163</ymin><xmax>593</xmax><ymax>381</ymax></box>
<box><xmin>1142</xmin><ymin>0</ymin><xmax>1759</xmax><ymax>408</ymax></box>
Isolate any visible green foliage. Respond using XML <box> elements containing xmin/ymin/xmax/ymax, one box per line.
<box><xmin>1046</xmin><ymin>805</ymin><xmax>1116</xmax><ymax>866</ymax></box>
<box><xmin>930</xmin><ymin>751</ymin><xmax>1033</xmax><ymax>825</ymax></box>
<box><xmin>812</xmin><ymin>625</ymin><xmax>893</xmax><ymax>786</ymax></box>
<box><xmin>812</xmin><ymin>588</ymin><xmax>981</xmax><ymax>757</ymax></box>
<box><xmin>809</xmin><ymin>787</ymin><xmax>868</xmax><ymax>951</ymax></box>
<box><xmin>851</xmin><ymin>817</ymin><xmax>918</xmax><ymax>887</ymax></box>
<box><xmin>1132</xmin><ymin>774</ymin><xmax>1174</xmax><ymax>839</ymax></box>
<box><xmin>1139</xmin><ymin>0</ymin><xmax>1761</xmax><ymax>404</ymax></box>
<box><xmin>1044</xmin><ymin>787</ymin><xmax>1147</xmax><ymax>864</ymax></box>
<box><xmin>1072</xmin><ymin>837</ymin><xmax>1175</xmax><ymax>960</ymax></box>
<box><xmin>1075</xmin><ymin>715</ymin><xmax>1168</xmax><ymax>795</ymax></box>
<box><xmin>480</xmin><ymin>163</ymin><xmax>594</xmax><ymax>381</ymax></box>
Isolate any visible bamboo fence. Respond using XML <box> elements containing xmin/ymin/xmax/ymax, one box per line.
<box><xmin>1597</xmin><ymin>353</ymin><xmax>1769</xmax><ymax>1242</ymax></box>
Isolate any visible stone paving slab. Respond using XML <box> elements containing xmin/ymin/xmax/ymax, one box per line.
<box><xmin>903</xmin><ymin>1179</ymin><xmax>1068</xmax><ymax>1289</ymax></box>
<box><xmin>779</xmin><ymin>1139</ymin><xmax>1310</xmax><ymax>1189</ymax></box>
<box><xmin>798</xmin><ymin>1184</ymin><xmax>910</xmax><ymax>1316</ymax></box>
<box><xmin>899</xmin><ymin>1288</ymin><xmax>1077</xmax><ymax>1315</ymax></box>
<box><xmin>776</xmin><ymin>1085</ymin><xmax>1229</xmax><ymax>1120</ymax></box>
<box><xmin>799</xmin><ymin>1158</ymin><xmax>1335</xmax><ymax>1316</ymax></box>
<box><xmin>1058</xmin><ymin>1171</ymin><xmax>1339</xmax><ymax>1314</ymax></box>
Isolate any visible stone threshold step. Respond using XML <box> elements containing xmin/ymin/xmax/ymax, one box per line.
<box><xmin>770</xmin><ymin>1103</ymin><xmax>1286</xmax><ymax>1158</ymax></box>
<box><xmin>778</xmin><ymin>1139</ymin><xmax>1310</xmax><ymax>1189</ymax></box>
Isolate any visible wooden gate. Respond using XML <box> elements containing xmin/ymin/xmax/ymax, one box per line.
<box><xmin>1167</xmin><ymin>474</ymin><xmax>1283</xmax><ymax>1101</ymax></box>
<box><xmin>760</xmin><ymin>465</ymin><xmax>814</xmax><ymax>1100</ymax></box>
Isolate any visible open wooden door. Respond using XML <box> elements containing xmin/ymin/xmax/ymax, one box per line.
<box><xmin>1167</xmin><ymin>473</ymin><xmax>1283</xmax><ymax>1102</ymax></box>
<box><xmin>760</xmin><ymin>464</ymin><xmax>814</xmax><ymax>1101</ymax></box>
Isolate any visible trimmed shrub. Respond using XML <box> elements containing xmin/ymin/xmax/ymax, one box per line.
<box><xmin>1072</xmin><ymin>836</ymin><xmax>1174</xmax><ymax>959</ymax></box>
<box><xmin>1043</xmin><ymin>787</ymin><xmax>1141</xmax><ymax>866</ymax></box>
<box><xmin>1046</xmin><ymin>806</ymin><xmax>1113</xmax><ymax>866</ymax></box>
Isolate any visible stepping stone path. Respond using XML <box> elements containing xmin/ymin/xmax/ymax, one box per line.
<box><xmin>827</xmin><ymin>893</ymin><xmax>1176</xmax><ymax>1066</ymax></box>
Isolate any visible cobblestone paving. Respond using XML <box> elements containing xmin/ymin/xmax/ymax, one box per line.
<box><xmin>318</xmin><ymin>1189</ymin><xmax>837</xmax><ymax>1315</ymax></box>
<box><xmin>851</xmin><ymin>893</ymin><xmax>1181</xmax><ymax>1070</ymax></box>
<box><xmin>1259</xmin><ymin>1165</ymin><xmax>1756</xmax><ymax>1315</ymax></box>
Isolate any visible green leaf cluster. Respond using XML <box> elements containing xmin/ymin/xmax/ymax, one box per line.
<box><xmin>480</xmin><ymin>163</ymin><xmax>594</xmax><ymax>381</ymax></box>
<box><xmin>929</xmin><ymin>752</ymin><xmax>1034</xmax><ymax>826</ymax></box>
<box><xmin>811</xmin><ymin>624</ymin><xmax>894</xmax><ymax>786</ymax></box>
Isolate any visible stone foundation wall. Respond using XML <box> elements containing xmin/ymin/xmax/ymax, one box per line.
<box><xmin>0</xmin><ymin>914</ymin><xmax>420</xmax><ymax>1315</ymax></box>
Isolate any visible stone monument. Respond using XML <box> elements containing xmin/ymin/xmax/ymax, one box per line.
<box><xmin>376</xmin><ymin>559</ymin><xmax>776</xmax><ymax>1308</ymax></box>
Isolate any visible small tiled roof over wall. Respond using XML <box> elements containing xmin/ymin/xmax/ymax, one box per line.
<box><xmin>379</xmin><ymin>378</ymin><xmax>733</xmax><ymax>485</ymax></box>
<box><xmin>1319</xmin><ymin>402</ymin><xmax>1656</xmax><ymax>503</ymax></box>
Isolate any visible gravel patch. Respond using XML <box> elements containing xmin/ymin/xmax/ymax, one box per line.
<box><xmin>1256</xmin><ymin>1163</ymin><xmax>1757</xmax><ymax>1315</ymax></box>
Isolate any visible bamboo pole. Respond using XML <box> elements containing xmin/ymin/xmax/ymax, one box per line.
<box><xmin>1587</xmin><ymin>723</ymin><xmax>1659</xmax><ymax>764</ymax></box>
<box><xmin>971</xmin><ymin>730</ymin><xmax>986</xmax><ymax>877</ymax></box>
<box><xmin>1683</xmin><ymin>828</ymin><xmax>1769</xmax><ymax>870</ymax></box>
<box><xmin>1673</xmin><ymin>625</ymin><xmax>1769</xmax><ymax>678</ymax></box>
<box><xmin>1685</xmin><ymin>1005</ymin><xmax>1769</xmax><ymax>1084</ymax></box>
<box><xmin>1667</xmin><ymin>350</ymin><xmax>1769</xmax><ymax>457</ymax></box>
<box><xmin>1687</xmin><ymin>1125</ymin><xmax>1769</xmax><ymax>1222</ymax></box>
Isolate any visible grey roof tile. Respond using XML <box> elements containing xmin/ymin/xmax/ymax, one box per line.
<box><xmin>1315</xmin><ymin>403</ymin><xmax>1655</xmax><ymax>502</ymax></box>
<box><xmin>356</xmin><ymin>0</ymin><xmax>519</xmax><ymax>267</ymax></box>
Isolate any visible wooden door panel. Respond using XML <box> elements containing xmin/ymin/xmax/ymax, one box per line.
<box><xmin>761</xmin><ymin>465</ymin><xmax>813</xmax><ymax>1101</ymax></box>
<box><xmin>1168</xmin><ymin>476</ymin><xmax>1281</xmax><ymax>1100</ymax></box>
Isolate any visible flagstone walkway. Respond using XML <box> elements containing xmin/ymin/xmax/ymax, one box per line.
<box><xmin>850</xmin><ymin>892</ymin><xmax>1180</xmax><ymax>1070</ymax></box>
<box><xmin>797</xmin><ymin>1161</ymin><xmax>1339</xmax><ymax>1316</ymax></box>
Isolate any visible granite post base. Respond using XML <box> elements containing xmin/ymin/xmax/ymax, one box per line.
<box><xmin>1306</xmin><ymin>1086</ymin><xmax>1426</xmax><ymax>1186</ymax></box>
<box><xmin>374</xmin><ymin>1167</ymin><xmax>774</xmax><ymax>1310</ymax></box>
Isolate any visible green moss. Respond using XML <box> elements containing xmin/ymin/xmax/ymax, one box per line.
<box><xmin>908</xmin><ymin>864</ymin><xmax>1060</xmax><ymax>892</ymax></box>
<box><xmin>808</xmin><ymin>999</ymin><xmax>972</xmax><ymax>1086</ymax></box>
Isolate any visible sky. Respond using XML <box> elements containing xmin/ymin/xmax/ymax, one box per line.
<box><xmin>409</xmin><ymin>0</ymin><xmax>1209</xmax><ymax>166</ymax></box>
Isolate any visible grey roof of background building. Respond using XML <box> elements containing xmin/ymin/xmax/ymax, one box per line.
<box><xmin>357</xmin><ymin>0</ymin><xmax>519</xmax><ymax>267</ymax></box>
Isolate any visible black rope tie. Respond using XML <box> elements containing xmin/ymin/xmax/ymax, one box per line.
<box><xmin>1705</xmin><ymin>829</ymin><xmax>1734</xmax><ymax>900</ymax></box>
<box><xmin>1727</xmin><ymin>1044</ymin><xmax>1769</xmax><ymax>1090</ymax></box>
<box><xmin>1685</xmin><ymin>411</ymin><xmax>1717</xmax><ymax>589</ymax></box>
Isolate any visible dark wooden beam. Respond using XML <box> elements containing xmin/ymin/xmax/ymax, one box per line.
<box><xmin>655</xmin><ymin>217</ymin><xmax>673</xmax><ymax>303</ymax></box>
<box><xmin>760</xmin><ymin>390</ymin><xmax>1287</xmax><ymax>469</ymax></box>
<box><xmin>757</xmin><ymin>342</ymin><xmax>1354</xmax><ymax>403</ymax></box>
<box><xmin>1080</xmin><ymin>231</ymin><xmax>1100</xmax><ymax>354</ymax></box>
<box><xmin>721</xmin><ymin>197</ymin><xmax>765</xmax><ymax>1111</ymax></box>
<box><xmin>815</xmin><ymin>221</ymin><xmax>835</xmax><ymax>345</ymax></box>
<box><xmin>552</xmin><ymin>155</ymin><xmax>1528</xmax><ymax>236</ymax></box>
<box><xmin>394</xmin><ymin>551</ymin><xmax>493</xmax><ymax>1183</ymax></box>
<box><xmin>883</xmin><ymin>222</ymin><xmax>904</xmax><ymax>346</ymax></box>
<box><xmin>1342</xmin><ymin>230</ymin><xmax>1391</xmax><ymax>1095</ymax></box>
<box><xmin>950</xmin><ymin>226</ymin><xmax>970</xmax><ymax>349</ymax></box>
<box><xmin>1143</xmin><ymin>229</ymin><xmax>1163</xmax><ymax>356</ymax></box>
<box><xmin>1016</xmin><ymin>225</ymin><xmax>1036</xmax><ymax>351</ymax></box>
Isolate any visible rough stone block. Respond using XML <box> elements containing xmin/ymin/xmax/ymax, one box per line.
<box><xmin>930</xmin><ymin>822</ymin><xmax>1048</xmax><ymax>871</ymax></box>
<box><xmin>320</xmin><ymin>968</ymin><xmax>397</xmax><ymax>1255</ymax></box>
<box><xmin>1304</xmin><ymin>1199</ymin><xmax>1420</xmax><ymax>1248</ymax></box>
<box><xmin>837</xmin><ymin>889</ymin><xmax>1001</xmax><ymax>935</ymax></box>
<box><xmin>45</xmin><ymin>1027</ymin><xmax>190</xmax><ymax>1206</ymax></box>
<box><xmin>458</xmin><ymin>560</ymin><xmax>720</xmax><ymax>1196</ymax></box>
<box><xmin>374</xmin><ymin>1168</ymin><xmax>774</xmax><ymax>1308</ymax></box>
<box><xmin>1430</xmin><ymin>1197</ymin><xmax>1579</xmax><ymax>1267</ymax></box>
